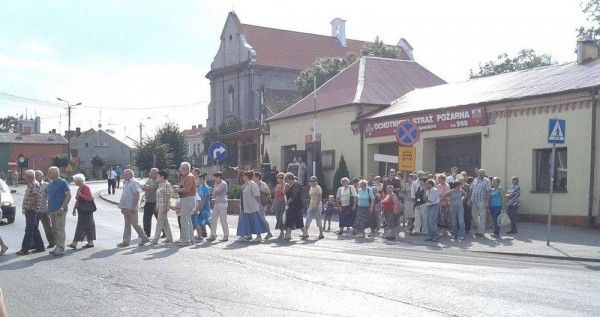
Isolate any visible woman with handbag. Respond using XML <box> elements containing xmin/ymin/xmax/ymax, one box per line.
<box><xmin>272</xmin><ymin>172</ymin><xmax>287</xmax><ymax>239</ymax></box>
<box><xmin>336</xmin><ymin>178</ymin><xmax>357</xmax><ymax>235</ymax></box>
<box><xmin>68</xmin><ymin>173</ymin><xmax>96</xmax><ymax>249</ymax></box>
<box><xmin>236</xmin><ymin>170</ymin><xmax>268</xmax><ymax>242</ymax></box>
<box><xmin>382</xmin><ymin>185</ymin><xmax>402</xmax><ymax>240</ymax></box>
<box><xmin>283</xmin><ymin>173</ymin><xmax>307</xmax><ymax>241</ymax></box>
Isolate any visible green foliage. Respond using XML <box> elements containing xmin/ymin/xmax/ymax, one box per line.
<box><xmin>52</xmin><ymin>154</ymin><xmax>69</xmax><ymax>168</ymax></box>
<box><xmin>469</xmin><ymin>49</ymin><xmax>555</xmax><ymax>79</ymax></box>
<box><xmin>166</xmin><ymin>168</ymin><xmax>180</xmax><ymax>186</ymax></box>
<box><xmin>155</xmin><ymin>122</ymin><xmax>186</xmax><ymax>167</ymax></box>
<box><xmin>296</xmin><ymin>36</ymin><xmax>401</xmax><ymax>97</ymax></box>
<box><xmin>332</xmin><ymin>155</ymin><xmax>349</xmax><ymax>195</ymax></box>
<box><xmin>218</xmin><ymin>117</ymin><xmax>243</xmax><ymax>135</ymax></box>
<box><xmin>134</xmin><ymin>138</ymin><xmax>174</xmax><ymax>172</ymax></box>
<box><xmin>91</xmin><ymin>155</ymin><xmax>106</xmax><ymax>168</ymax></box>
<box><xmin>361</xmin><ymin>36</ymin><xmax>401</xmax><ymax>59</ymax></box>
<box><xmin>0</xmin><ymin>116</ymin><xmax>19</xmax><ymax>133</ymax></box>
<box><xmin>227</xmin><ymin>184</ymin><xmax>242</xmax><ymax>199</ymax></box>
<box><xmin>578</xmin><ymin>0</ymin><xmax>600</xmax><ymax>38</ymax></box>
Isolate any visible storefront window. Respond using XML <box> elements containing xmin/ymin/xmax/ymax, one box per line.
<box><xmin>534</xmin><ymin>147</ymin><xmax>567</xmax><ymax>192</ymax></box>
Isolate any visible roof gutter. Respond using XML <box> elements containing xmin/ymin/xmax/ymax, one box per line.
<box><xmin>588</xmin><ymin>87</ymin><xmax>599</xmax><ymax>227</ymax></box>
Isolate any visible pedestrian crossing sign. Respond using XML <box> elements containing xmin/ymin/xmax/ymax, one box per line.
<box><xmin>548</xmin><ymin>119</ymin><xmax>566</xmax><ymax>144</ymax></box>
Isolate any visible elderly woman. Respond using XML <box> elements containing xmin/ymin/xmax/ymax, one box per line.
<box><xmin>369</xmin><ymin>176</ymin><xmax>384</xmax><ymax>237</ymax></box>
<box><xmin>273</xmin><ymin>172</ymin><xmax>287</xmax><ymax>239</ymax></box>
<box><xmin>284</xmin><ymin>172</ymin><xmax>307</xmax><ymax>241</ymax></box>
<box><xmin>305</xmin><ymin>176</ymin><xmax>324</xmax><ymax>240</ymax></box>
<box><xmin>336</xmin><ymin>177</ymin><xmax>357</xmax><ymax>235</ymax></box>
<box><xmin>68</xmin><ymin>173</ymin><xmax>96</xmax><ymax>249</ymax></box>
<box><xmin>353</xmin><ymin>180</ymin><xmax>375</xmax><ymax>238</ymax></box>
<box><xmin>382</xmin><ymin>185</ymin><xmax>401</xmax><ymax>240</ymax></box>
<box><xmin>505</xmin><ymin>176</ymin><xmax>521</xmax><ymax>234</ymax></box>
<box><xmin>436</xmin><ymin>174</ymin><xmax>450</xmax><ymax>236</ymax></box>
<box><xmin>237</xmin><ymin>171</ymin><xmax>268</xmax><ymax>242</ymax></box>
<box><xmin>489</xmin><ymin>177</ymin><xmax>505</xmax><ymax>238</ymax></box>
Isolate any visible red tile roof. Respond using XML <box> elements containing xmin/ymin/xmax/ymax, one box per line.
<box><xmin>267</xmin><ymin>57</ymin><xmax>446</xmax><ymax>121</ymax></box>
<box><xmin>241</xmin><ymin>24</ymin><xmax>409</xmax><ymax>71</ymax></box>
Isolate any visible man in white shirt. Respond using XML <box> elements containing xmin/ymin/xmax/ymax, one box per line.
<box><xmin>106</xmin><ymin>167</ymin><xmax>117</xmax><ymax>195</ymax></box>
<box><xmin>424</xmin><ymin>179</ymin><xmax>441</xmax><ymax>242</ymax></box>
<box><xmin>446</xmin><ymin>166</ymin><xmax>459</xmax><ymax>184</ymax></box>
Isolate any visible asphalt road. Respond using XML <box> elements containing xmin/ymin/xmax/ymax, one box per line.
<box><xmin>0</xmin><ymin>182</ymin><xmax>598</xmax><ymax>317</ymax></box>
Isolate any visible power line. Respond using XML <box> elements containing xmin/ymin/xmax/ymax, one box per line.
<box><xmin>0</xmin><ymin>91</ymin><xmax>209</xmax><ymax>110</ymax></box>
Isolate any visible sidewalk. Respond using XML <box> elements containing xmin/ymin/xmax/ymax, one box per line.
<box><xmin>98</xmin><ymin>188</ymin><xmax>599</xmax><ymax>262</ymax></box>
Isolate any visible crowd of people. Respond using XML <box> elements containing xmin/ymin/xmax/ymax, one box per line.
<box><xmin>0</xmin><ymin>162</ymin><xmax>522</xmax><ymax>257</ymax></box>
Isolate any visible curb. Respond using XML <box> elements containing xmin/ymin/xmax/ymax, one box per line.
<box><xmin>471</xmin><ymin>250</ymin><xmax>600</xmax><ymax>263</ymax></box>
<box><xmin>98</xmin><ymin>190</ymin><xmax>118</xmax><ymax>206</ymax></box>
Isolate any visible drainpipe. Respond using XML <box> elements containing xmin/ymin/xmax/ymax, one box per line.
<box><xmin>588</xmin><ymin>88</ymin><xmax>599</xmax><ymax>227</ymax></box>
<box><xmin>359</xmin><ymin>105</ymin><xmax>364</xmax><ymax>176</ymax></box>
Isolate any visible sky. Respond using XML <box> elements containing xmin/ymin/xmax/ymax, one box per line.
<box><xmin>0</xmin><ymin>0</ymin><xmax>588</xmax><ymax>144</ymax></box>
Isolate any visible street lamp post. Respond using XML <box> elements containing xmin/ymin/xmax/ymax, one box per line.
<box><xmin>139</xmin><ymin>117</ymin><xmax>151</xmax><ymax>146</ymax></box>
<box><xmin>57</xmin><ymin>98</ymin><xmax>81</xmax><ymax>160</ymax></box>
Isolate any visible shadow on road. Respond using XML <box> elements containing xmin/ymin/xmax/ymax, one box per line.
<box><xmin>82</xmin><ymin>248</ymin><xmax>122</xmax><ymax>261</ymax></box>
<box><xmin>144</xmin><ymin>246</ymin><xmax>178</xmax><ymax>260</ymax></box>
<box><xmin>0</xmin><ymin>252</ymin><xmax>73</xmax><ymax>270</ymax></box>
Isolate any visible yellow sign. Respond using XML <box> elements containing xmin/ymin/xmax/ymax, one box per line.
<box><xmin>65</xmin><ymin>163</ymin><xmax>73</xmax><ymax>172</ymax></box>
<box><xmin>398</xmin><ymin>146</ymin><xmax>416</xmax><ymax>171</ymax></box>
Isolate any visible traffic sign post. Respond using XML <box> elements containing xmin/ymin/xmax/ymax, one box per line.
<box><xmin>398</xmin><ymin>146</ymin><xmax>416</xmax><ymax>171</ymax></box>
<box><xmin>395</xmin><ymin>121</ymin><xmax>420</xmax><ymax>146</ymax></box>
<box><xmin>546</xmin><ymin>118</ymin><xmax>565</xmax><ymax>246</ymax></box>
<box><xmin>208</xmin><ymin>142</ymin><xmax>228</xmax><ymax>171</ymax></box>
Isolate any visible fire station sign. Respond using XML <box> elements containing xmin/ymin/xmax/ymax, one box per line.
<box><xmin>364</xmin><ymin>106</ymin><xmax>487</xmax><ymax>138</ymax></box>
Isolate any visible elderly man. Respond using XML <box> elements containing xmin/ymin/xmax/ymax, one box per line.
<box><xmin>117</xmin><ymin>169</ymin><xmax>149</xmax><ymax>247</ymax></box>
<box><xmin>471</xmin><ymin>169</ymin><xmax>492</xmax><ymax>238</ymax></box>
<box><xmin>411</xmin><ymin>171</ymin><xmax>428</xmax><ymax>235</ymax></box>
<box><xmin>142</xmin><ymin>168</ymin><xmax>161</xmax><ymax>237</ymax></box>
<box><xmin>35</xmin><ymin>170</ymin><xmax>55</xmax><ymax>249</ymax></box>
<box><xmin>177</xmin><ymin>162</ymin><xmax>196</xmax><ymax>246</ymax></box>
<box><xmin>46</xmin><ymin>166</ymin><xmax>71</xmax><ymax>256</ymax></box>
<box><xmin>16</xmin><ymin>170</ymin><xmax>45</xmax><ymax>255</ymax></box>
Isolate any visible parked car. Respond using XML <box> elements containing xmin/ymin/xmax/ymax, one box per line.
<box><xmin>0</xmin><ymin>179</ymin><xmax>16</xmax><ymax>224</ymax></box>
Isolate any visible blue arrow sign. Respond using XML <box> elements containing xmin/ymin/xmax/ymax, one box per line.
<box><xmin>208</xmin><ymin>142</ymin><xmax>228</xmax><ymax>162</ymax></box>
<box><xmin>548</xmin><ymin>119</ymin><xmax>566</xmax><ymax>145</ymax></box>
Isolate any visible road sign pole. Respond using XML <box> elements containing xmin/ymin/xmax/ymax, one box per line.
<box><xmin>546</xmin><ymin>143</ymin><xmax>556</xmax><ymax>246</ymax></box>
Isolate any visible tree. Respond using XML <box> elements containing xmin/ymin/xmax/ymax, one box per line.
<box><xmin>52</xmin><ymin>154</ymin><xmax>69</xmax><ymax>168</ymax></box>
<box><xmin>134</xmin><ymin>138</ymin><xmax>174</xmax><ymax>172</ymax></box>
<box><xmin>155</xmin><ymin>122</ymin><xmax>186</xmax><ymax>167</ymax></box>
<box><xmin>577</xmin><ymin>0</ymin><xmax>600</xmax><ymax>39</ymax></box>
<box><xmin>469</xmin><ymin>49</ymin><xmax>555</xmax><ymax>78</ymax></box>
<box><xmin>0</xmin><ymin>116</ymin><xmax>19</xmax><ymax>133</ymax></box>
<box><xmin>361</xmin><ymin>36</ymin><xmax>401</xmax><ymax>59</ymax></box>
<box><xmin>296</xmin><ymin>36</ymin><xmax>401</xmax><ymax>97</ymax></box>
<box><xmin>91</xmin><ymin>155</ymin><xmax>106</xmax><ymax>179</ymax></box>
<box><xmin>332</xmin><ymin>155</ymin><xmax>350</xmax><ymax>195</ymax></box>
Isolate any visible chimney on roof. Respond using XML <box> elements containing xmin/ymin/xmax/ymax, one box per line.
<box><xmin>330</xmin><ymin>18</ymin><xmax>346</xmax><ymax>48</ymax></box>
<box><xmin>577</xmin><ymin>34</ymin><xmax>599</xmax><ymax>64</ymax></box>
<box><xmin>51</xmin><ymin>129</ymin><xmax>56</xmax><ymax>134</ymax></box>
<box><xmin>192</xmin><ymin>125</ymin><xmax>197</xmax><ymax>130</ymax></box>
<box><xmin>76</xmin><ymin>127</ymin><xmax>81</xmax><ymax>136</ymax></box>
<box><xmin>198</xmin><ymin>124</ymin><xmax>203</xmax><ymax>128</ymax></box>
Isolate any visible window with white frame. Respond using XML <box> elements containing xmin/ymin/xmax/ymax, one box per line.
<box><xmin>534</xmin><ymin>147</ymin><xmax>567</xmax><ymax>192</ymax></box>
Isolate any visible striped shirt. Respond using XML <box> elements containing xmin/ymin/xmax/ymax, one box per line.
<box><xmin>23</xmin><ymin>181</ymin><xmax>41</xmax><ymax>212</ymax></box>
<box><xmin>470</xmin><ymin>177</ymin><xmax>491</xmax><ymax>203</ymax></box>
<box><xmin>507</xmin><ymin>185</ymin><xmax>521</xmax><ymax>206</ymax></box>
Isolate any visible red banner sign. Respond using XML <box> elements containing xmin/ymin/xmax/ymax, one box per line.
<box><xmin>364</xmin><ymin>107</ymin><xmax>487</xmax><ymax>138</ymax></box>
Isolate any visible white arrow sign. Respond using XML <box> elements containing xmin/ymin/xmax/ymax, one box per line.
<box><xmin>212</xmin><ymin>146</ymin><xmax>226</xmax><ymax>159</ymax></box>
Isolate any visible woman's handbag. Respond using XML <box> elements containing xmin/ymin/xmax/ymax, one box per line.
<box><xmin>260</xmin><ymin>191</ymin><xmax>272</xmax><ymax>207</ymax></box>
<box><xmin>393</xmin><ymin>199</ymin><xmax>404</xmax><ymax>215</ymax></box>
<box><xmin>78</xmin><ymin>199</ymin><xmax>97</xmax><ymax>213</ymax></box>
<box><xmin>498</xmin><ymin>212</ymin><xmax>511</xmax><ymax>227</ymax></box>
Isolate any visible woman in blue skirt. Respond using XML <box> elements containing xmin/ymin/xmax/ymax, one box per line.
<box><xmin>336</xmin><ymin>178</ymin><xmax>357</xmax><ymax>235</ymax></box>
<box><xmin>237</xmin><ymin>170</ymin><xmax>268</xmax><ymax>242</ymax></box>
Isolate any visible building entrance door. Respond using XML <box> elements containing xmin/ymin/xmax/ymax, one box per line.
<box><xmin>435</xmin><ymin>135</ymin><xmax>481</xmax><ymax>175</ymax></box>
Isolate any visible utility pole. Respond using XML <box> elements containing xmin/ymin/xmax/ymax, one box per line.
<box><xmin>139</xmin><ymin>117</ymin><xmax>152</xmax><ymax>146</ymax></box>
<box><xmin>57</xmin><ymin>98</ymin><xmax>81</xmax><ymax>160</ymax></box>
<box><xmin>312</xmin><ymin>76</ymin><xmax>317</xmax><ymax>177</ymax></box>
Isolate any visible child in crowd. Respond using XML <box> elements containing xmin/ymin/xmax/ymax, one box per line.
<box><xmin>323</xmin><ymin>195</ymin><xmax>337</xmax><ymax>231</ymax></box>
